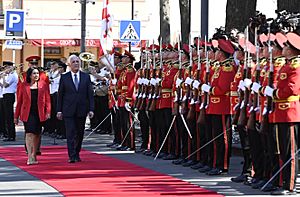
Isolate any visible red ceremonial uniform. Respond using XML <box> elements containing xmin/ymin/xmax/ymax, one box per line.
<box><xmin>271</xmin><ymin>56</ymin><xmax>300</xmax><ymax>123</ymax></box>
<box><xmin>207</xmin><ymin>59</ymin><xmax>236</xmax><ymax>115</ymax></box>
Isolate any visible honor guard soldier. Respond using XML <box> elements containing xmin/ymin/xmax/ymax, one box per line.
<box><xmin>107</xmin><ymin>50</ymin><xmax>124</xmax><ymax>148</ymax></box>
<box><xmin>202</xmin><ymin>36</ymin><xmax>237</xmax><ymax>175</ymax></box>
<box><xmin>265</xmin><ymin>32</ymin><xmax>300</xmax><ymax>195</ymax></box>
<box><xmin>117</xmin><ymin>50</ymin><xmax>136</xmax><ymax>151</ymax></box>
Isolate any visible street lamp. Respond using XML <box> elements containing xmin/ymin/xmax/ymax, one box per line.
<box><xmin>74</xmin><ymin>0</ymin><xmax>95</xmax><ymax>52</ymax></box>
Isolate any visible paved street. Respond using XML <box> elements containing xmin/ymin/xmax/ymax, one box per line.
<box><xmin>0</xmin><ymin>124</ymin><xmax>299</xmax><ymax>197</ymax></box>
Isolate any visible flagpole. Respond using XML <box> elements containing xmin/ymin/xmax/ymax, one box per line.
<box><xmin>81</xmin><ymin>0</ymin><xmax>87</xmax><ymax>53</ymax></box>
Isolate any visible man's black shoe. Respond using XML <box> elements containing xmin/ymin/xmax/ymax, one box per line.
<box><xmin>162</xmin><ymin>154</ymin><xmax>177</xmax><ymax>160</ymax></box>
<box><xmin>190</xmin><ymin>162</ymin><xmax>204</xmax><ymax>170</ymax></box>
<box><xmin>106</xmin><ymin>142</ymin><xmax>116</xmax><ymax>147</ymax></box>
<box><xmin>144</xmin><ymin>150</ymin><xmax>153</xmax><ymax>156</ymax></box>
<box><xmin>182</xmin><ymin>160</ymin><xmax>198</xmax><ymax>167</ymax></box>
<box><xmin>231</xmin><ymin>174</ymin><xmax>248</xmax><ymax>183</ymax></box>
<box><xmin>252</xmin><ymin>180</ymin><xmax>266</xmax><ymax>189</ymax></box>
<box><xmin>271</xmin><ymin>188</ymin><xmax>297</xmax><ymax>195</ymax></box>
<box><xmin>261</xmin><ymin>183</ymin><xmax>277</xmax><ymax>192</ymax></box>
<box><xmin>157</xmin><ymin>152</ymin><xmax>167</xmax><ymax>159</ymax></box>
<box><xmin>244</xmin><ymin>177</ymin><xmax>256</xmax><ymax>186</ymax></box>
<box><xmin>68</xmin><ymin>159</ymin><xmax>75</xmax><ymax>163</ymax></box>
<box><xmin>198</xmin><ymin>165</ymin><xmax>211</xmax><ymax>173</ymax></box>
<box><xmin>75</xmin><ymin>157</ymin><xmax>82</xmax><ymax>162</ymax></box>
<box><xmin>207</xmin><ymin>168</ymin><xmax>227</xmax><ymax>175</ymax></box>
<box><xmin>135</xmin><ymin>148</ymin><xmax>145</xmax><ymax>153</ymax></box>
<box><xmin>36</xmin><ymin>151</ymin><xmax>42</xmax><ymax>156</ymax></box>
<box><xmin>116</xmin><ymin>145</ymin><xmax>124</xmax><ymax>150</ymax></box>
<box><xmin>172</xmin><ymin>158</ymin><xmax>186</xmax><ymax>165</ymax></box>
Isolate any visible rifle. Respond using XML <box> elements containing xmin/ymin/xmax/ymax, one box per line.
<box><xmin>260</xmin><ymin>22</ymin><xmax>274</xmax><ymax>133</ymax></box>
<box><xmin>238</xmin><ymin>26</ymin><xmax>251</xmax><ymax>126</ymax></box>
<box><xmin>147</xmin><ymin>41</ymin><xmax>156</xmax><ymax>111</ymax></box>
<box><xmin>247</xmin><ymin>27</ymin><xmax>260</xmax><ymax>130</ymax></box>
<box><xmin>187</xmin><ymin>36</ymin><xmax>201</xmax><ymax>121</ymax></box>
<box><xmin>139</xmin><ymin>50</ymin><xmax>150</xmax><ymax>111</ymax></box>
<box><xmin>149</xmin><ymin>37</ymin><xmax>163</xmax><ymax>111</ymax></box>
<box><xmin>197</xmin><ymin>37</ymin><xmax>209</xmax><ymax>125</ymax></box>
<box><xmin>181</xmin><ymin>34</ymin><xmax>193</xmax><ymax>115</ymax></box>
<box><xmin>133</xmin><ymin>53</ymin><xmax>144</xmax><ymax>109</ymax></box>
<box><xmin>172</xmin><ymin>35</ymin><xmax>183</xmax><ymax>116</ymax></box>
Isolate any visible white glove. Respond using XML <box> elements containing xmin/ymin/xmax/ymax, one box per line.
<box><xmin>111</xmin><ymin>78</ymin><xmax>117</xmax><ymax>85</ymax></box>
<box><xmin>193</xmin><ymin>80</ymin><xmax>200</xmax><ymax>90</ymax></box>
<box><xmin>155</xmin><ymin>78</ymin><xmax>161</xmax><ymax>84</ymax></box>
<box><xmin>262</xmin><ymin>107</ymin><xmax>267</xmax><ymax>115</ymax></box>
<box><xmin>148</xmin><ymin>94</ymin><xmax>152</xmax><ymax>99</ymax></box>
<box><xmin>251</xmin><ymin>82</ymin><xmax>261</xmax><ymax>93</ymax></box>
<box><xmin>142</xmin><ymin>93</ymin><xmax>146</xmax><ymax>98</ymax></box>
<box><xmin>137</xmin><ymin>77</ymin><xmax>142</xmax><ymax>85</ymax></box>
<box><xmin>125</xmin><ymin>102</ymin><xmax>131</xmax><ymax>112</ymax></box>
<box><xmin>190</xmin><ymin>98</ymin><xmax>195</xmax><ymax>105</ymax></box>
<box><xmin>182</xmin><ymin>95</ymin><xmax>187</xmax><ymax>101</ymax></box>
<box><xmin>238</xmin><ymin>80</ymin><xmax>245</xmax><ymax>91</ymax></box>
<box><xmin>185</xmin><ymin>77</ymin><xmax>193</xmax><ymax>85</ymax></box>
<box><xmin>244</xmin><ymin>78</ymin><xmax>252</xmax><ymax>89</ymax></box>
<box><xmin>143</xmin><ymin>79</ymin><xmax>149</xmax><ymax>85</ymax></box>
<box><xmin>150</xmin><ymin>78</ymin><xmax>156</xmax><ymax>86</ymax></box>
<box><xmin>138</xmin><ymin>93</ymin><xmax>143</xmax><ymax>98</ymax></box>
<box><xmin>233</xmin><ymin>103</ymin><xmax>239</xmax><ymax>111</ymax></box>
<box><xmin>264</xmin><ymin>86</ymin><xmax>274</xmax><ymax>97</ymax></box>
<box><xmin>176</xmin><ymin>78</ymin><xmax>183</xmax><ymax>88</ymax></box>
<box><xmin>201</xmin><ymin>84</ymin><xmax>211</xmax><ymax>93</ymax></box>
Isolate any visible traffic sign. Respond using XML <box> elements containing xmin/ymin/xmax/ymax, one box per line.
<box><xmin>4</xmin><ymin>40</ymin><xmax>23</xmax><ymax>50</ymax></box>
<box><xmin>4</xmin><ymin>9</ymin><xmax>25</xmax><ymax>39</ymax></box>
<box><xmin>119</xmin><ymin>20</ymin><xmax>140</xmax><ymax>42</ymax></box>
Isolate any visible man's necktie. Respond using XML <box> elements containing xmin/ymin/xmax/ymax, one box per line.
<box><xmin>74</xmin><ymin>73</ymin><xmax>79</xmax><ymax>91</ymax></box>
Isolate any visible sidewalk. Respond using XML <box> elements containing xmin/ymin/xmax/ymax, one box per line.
<box><xmin>0</xmin><ymin>124</ymin><xmax>299</xmax><ymax>197</ymax></box>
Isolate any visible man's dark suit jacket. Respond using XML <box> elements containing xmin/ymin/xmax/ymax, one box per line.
<box><xmin>57</xmin><ymin>71</ymin><xmax>94</xmax><ymax>117</ymax></box>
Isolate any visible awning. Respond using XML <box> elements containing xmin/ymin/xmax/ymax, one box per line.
<box><xmin>30</xmin><ymin>39</ymin><xmax>101</xmax><ymax>47</ymax></box>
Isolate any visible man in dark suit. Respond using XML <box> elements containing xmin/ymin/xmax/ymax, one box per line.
<box><xmin>57</xmin><ymin>55</ymin><xmax>94</xmax><ymax>163</ymax></box>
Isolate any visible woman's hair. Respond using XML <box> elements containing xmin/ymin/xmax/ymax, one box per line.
<box><xmin>26</xmin><ymin>67</ymin><xmax>39</xmax><ymax>83</ymax></box>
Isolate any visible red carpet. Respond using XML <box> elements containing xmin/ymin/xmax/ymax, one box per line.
<box><xmin>0</xmin><ymin>146</ymin><xmax>223</xmax><ymax>196</ymax></box>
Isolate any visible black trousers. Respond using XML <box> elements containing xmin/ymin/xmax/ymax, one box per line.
<box><xmin>0</xmin><ymin>98</ymin><xmax>5</xmax><ymax>137</ymax></box>
<box><xmin>138</xmin><ymin>109</ymin><xmax>149</xmax><ymax>149</ymax></box>
<box><xmin>64</xmin><ymin>117</ymin><xmax>86</xmax><ymax>159</ymax></box>
<box><xmin>247</xmin><ymin>121</ymin><xmax>264</xmax><ymax>180</ymax></box>
<box><xmin>3</xmin><ymin>93</ymin><xmax>15</xmax><ymax>139</ymax></box>
<box><xmin>210</xmin><ymin>114</ymin><xmax>232</xmax><ymax>170</ymax></box>
<box><xmin>200</xmin><ymin>114</ymin><xmax>213</xmax><ymax>167</ymax></box>
<box><xmin>91</xmin><ymin>95</ymin><xmax>111</xmax><ymax>132</ymax></box>
<box><xmin>175</xmin><ymin>114</ymin><xmax>189</xmax><ymax>158</ymax></box>
<box><xmin>111</xmin><ymin>108</ymin><xmax>121</xmax><ymax>144</ymax></box>
<box><xmin>277</xmin><ymin>123</ymin><xmax>298</xmax><ymax>191</ymax></box>
<box><xmin>119</xmin><ymin>107</ymin><xmax>135</xmax><ymax>149</ymax></box>
<box><xmin>261</xmin><ymin>123</ymin><xmax>280</xmax><ymax>185</ymax></box>
<box><xmin>236</xmin><ymin>124</ymin><xmax>252</xmax><ymax>175</ymax></box>
<box><xmin>148</xmin><ymin>111</ymin><xmax>157</xmax><ymax>151</ymax></box>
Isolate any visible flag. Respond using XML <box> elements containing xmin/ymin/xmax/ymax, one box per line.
<box><xmin>99</xmin><ymin>0</ymin><xmax>113</xmax><ymax>56</ymax></box>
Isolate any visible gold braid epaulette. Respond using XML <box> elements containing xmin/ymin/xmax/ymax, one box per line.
<box><xmin>289</xmin><ymin>56</ymin><xmax>300</xmax><ymax>69</ymax></box>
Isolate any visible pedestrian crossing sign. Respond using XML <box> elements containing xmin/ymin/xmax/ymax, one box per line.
<box><xmin>119</xmin><ymin>20</ymin><xmax>141</xmax><ymax>42</ymax></box>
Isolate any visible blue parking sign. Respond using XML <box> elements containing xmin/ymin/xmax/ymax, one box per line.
<box><xmin>4</xmin><ymin>9</ymin><xmax>25</xmax><ymax>38</ymax></box>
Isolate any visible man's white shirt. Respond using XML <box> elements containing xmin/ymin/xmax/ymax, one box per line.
<box><xmin>3</xmin><ymin>71</ymin><xmax>18</xmax><ymax>94</ymax></box>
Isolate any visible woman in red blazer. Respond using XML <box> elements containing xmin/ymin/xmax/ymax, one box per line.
<box><xmin>14</xmin><ymin>67</ymin><xmax>51</xmax><ymax>165</ymax></box>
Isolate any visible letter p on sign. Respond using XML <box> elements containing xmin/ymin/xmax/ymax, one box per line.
<box><xmin>9</xmin><ymin>14</ymin><xmax>21</xmax><ymax>28</ymax></box>
<box><xmin>4</xmin><ymin>9</ymin><xmax>25</xmax><ymax>38</ymax></box>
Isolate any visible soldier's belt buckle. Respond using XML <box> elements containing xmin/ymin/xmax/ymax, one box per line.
<box><xmin>211</xmin><ymin>97</ymin><xmax>220</xmax><ymax>103</ymax></box>
<box><xmin>278</xmin><ymin>103</ymin><xmax>290</xmax><ymax>110</ymax></box>
<box><xmin>162</xmin><ymin>93</ymin><xmax>170</xmax><ymax>98</ymax></box>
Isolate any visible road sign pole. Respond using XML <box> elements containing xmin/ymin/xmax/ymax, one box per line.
<box><xmin>12</xmin><ymin>49</ymin><xmax>16</xmax><ymax>64</ymax></box>
<box><xmin>129</xmin><ymin>0</ymin><xmax>134</xmax><ymax>52</ymax></box>
<box><xmin>81</xmin><ymin>0</ymin><xmax>87</xmax><ymax>53</ymax></box>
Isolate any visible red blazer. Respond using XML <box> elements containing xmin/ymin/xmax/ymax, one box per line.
<box><xmin>14</xmin><ymin>81</ymin><xmax>51</xmax><ymax>122</ymax></box>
